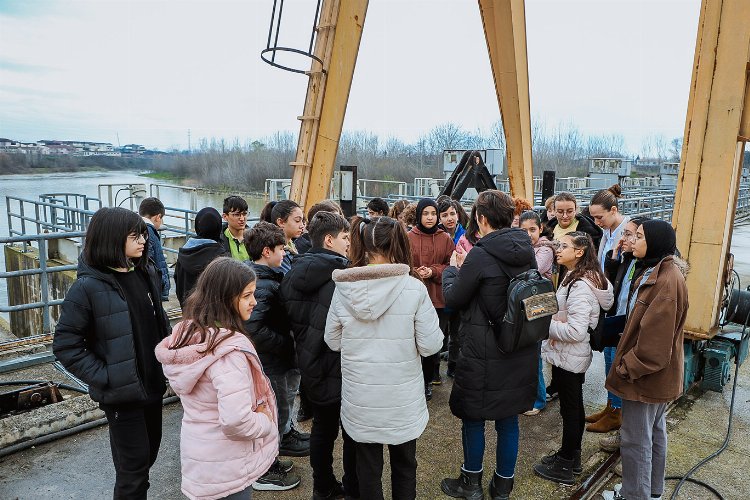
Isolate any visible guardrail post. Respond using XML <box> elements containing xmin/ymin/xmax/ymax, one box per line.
<box><xmin>38</xmin><ymin>238</ymin><xmax>51</xmax><ymax>334</ymax></box>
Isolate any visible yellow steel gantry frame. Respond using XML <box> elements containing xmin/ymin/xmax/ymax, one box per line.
<box><xmin>288</xmin><ymin>0</ymin><xmax>368</xmax><ymax>211</ymax></box>
<box><xmin>289</xmin><ymin>0</ymin><xmax>750</xmax><ymax>338</ymax></box>
<box><xmin>671</xmin><ymin>0</ymin><xmax>750</xmax><ymax>339</ymax></box>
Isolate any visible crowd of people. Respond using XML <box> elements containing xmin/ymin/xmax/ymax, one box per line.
<box><xmin>51</xmin><ymin>185</ymin><xmax>688</xmax><ymax>500</ymax></box>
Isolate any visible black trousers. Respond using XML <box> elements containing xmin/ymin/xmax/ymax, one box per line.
<box><xmin>101</xmin><ymin>401</ymin><xmax>163</xmax><ymax>500</ymax></box>
<box><xmin>310</xmin><ymin>402</ymin><xmax>359</xmax><ymax>497</ymax></box>
<box><xmin>552</xmin><ymin>365</ymin><xmax>585</xmax><ymax>459</ymax></box>
<box><xmin>355</xmin><ymin>439</ymin><xmax>417</xmax><ymax>500</ymax></box>
<box><xmin>446</xmin><ymin>309</ymin><xmax>461</xmax><ymax>371</ymax></box>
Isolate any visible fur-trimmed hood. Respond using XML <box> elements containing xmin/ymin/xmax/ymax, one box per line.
<box><xmin>332</xmin><ymin>263</ymin><xmax>414</xmax><ymax>321</ymax></box>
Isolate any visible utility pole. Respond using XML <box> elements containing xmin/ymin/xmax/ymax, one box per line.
<box><xmin>188</xmin><ymin>129</ymin><xmax>191</xmax><ymax>153</ymax></box>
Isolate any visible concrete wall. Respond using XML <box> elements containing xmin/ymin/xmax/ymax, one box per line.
<box><xmin>4</xmin><ymin>245</ymin><xmax>77</xmax><ymax>338</ymax></box>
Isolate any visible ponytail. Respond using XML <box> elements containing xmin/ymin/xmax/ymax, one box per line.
<box><xmin>348</xmin><ymin>215</ymin><xmax>414</xmax><ymax>271</ymax></box>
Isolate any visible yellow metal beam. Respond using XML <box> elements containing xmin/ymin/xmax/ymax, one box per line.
<box><xmin>478</xmin><ymin>0</ymin><xmax>534</xmax><ymax>201</ymax></box>
<box><xmin>289</xmin><ymin>0</ymin><xmax>368</xmax><ymax>212</ymax></box>
<box><xmin>672</xmin><ymin>0</ymin><xmax>750</xmax><ymax>338</ymax></box>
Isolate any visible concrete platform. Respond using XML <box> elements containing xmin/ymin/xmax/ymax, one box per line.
<box><xmin>1</xmin><ymin>351</ymin><xmax>748</xmax><ymax>500</ymax></box>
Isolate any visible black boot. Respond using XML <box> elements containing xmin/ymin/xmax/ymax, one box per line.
<box><xmin>441</xmin><ymin>468</ymin><xmax>484</xmax><ymax>500</ymax></box>
<box><xmin>488</xmin><ymin>473</ymin><xmax>513</xmax><ymax>500</ymax></box>
<box><xmin>533</xmin><ymin>453</ymin><xmax>575</xmax><ymax>485</ymax></box>
<box><xmin>539</xmin><ymin>449</ymin><xmax>582</xmax><ymax>474</ymax></box>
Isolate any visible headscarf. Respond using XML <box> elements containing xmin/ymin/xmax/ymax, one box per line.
<box><xmin>415</xmin><ymin>198</ymin><xmax>439</xmax><ymax>235</ymax></box>
<box><xmin>194</xmin><ymin>207</ymin><xmax>223</xmax><ymax>242</ymax></box>
<box><xmin>640</xmin><ymin>219</ymin><xmax>676</xmax><ymax>267</ymax></box>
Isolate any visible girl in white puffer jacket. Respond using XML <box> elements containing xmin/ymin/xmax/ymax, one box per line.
<box><xmin>534</xmin><ymin>232</ymin><xmax>613</xmax><ymax>486</ymax></box>
<box><xmin>325</xmin><ymin>215</ymin><xmax>443</xmax><ymax>500</ymax></box>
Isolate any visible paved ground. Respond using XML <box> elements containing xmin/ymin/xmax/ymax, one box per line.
<box><xmin>1</xmin><ymin>349</ymin><xmax>748</xmax><ymax>500</ymax></box>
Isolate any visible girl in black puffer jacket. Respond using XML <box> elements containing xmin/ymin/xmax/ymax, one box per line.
<box><xmin>440</xmin><ymin>191</ymin><xmax>537</xmax><ymax>500</ymax></box>
<box><xmin>53</xmin><ymin>207</ymin><xmax>170</xmax><ymax>499</ymax></box>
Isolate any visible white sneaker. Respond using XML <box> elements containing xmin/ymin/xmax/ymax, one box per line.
<box><xmin>523</xmin><ymin>408</ymin><xmax>541</xmax><ymax>416</ymax></box>
<box><xmin>600</xmin><ymin>483</ymin><xmax>623</xmax><ymax>500</ymax></box>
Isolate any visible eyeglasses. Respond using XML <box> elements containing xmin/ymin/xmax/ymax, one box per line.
<box><xmin>228</xmin><ymin>211</ymin><xmax>248</xmax><ymax>218</ymax></box>
<box><xmin>622</xmin><ymin>231</ymin><xmax>636</xmax><ymax>241</ymax></box>
<box><xmin>128</xmin><ymin>233</ymin><xmax>148</xmax><ymax>243</ymax></box>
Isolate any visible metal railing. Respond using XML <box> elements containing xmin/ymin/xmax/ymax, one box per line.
<box><xmin>97</xmin><ymin>183</ymin><xmax>148</xmax><ymax>211</ymax></box>
<box><xmin>6</xmin><ymin>196</ymin><xmax>96</xmax><ymax>238</ymax></box>
<box><xmin>0</xmin><ymin>232</ymin><xmax>85</xmax><ymax>334</ymax></box>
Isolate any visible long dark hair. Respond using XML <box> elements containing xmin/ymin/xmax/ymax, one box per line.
<box><xmin>170</xmin><ymin>257</ymin><xmax>257</xmax><ymax>353</ymax></box>
<box><xmin>348</xmin><ymin>215</ymin><xmax>413</xmax><ymax>270</ymax></box>
<box><xmin>560</xmin><ymin>231</ymin><xmax>606</xmax><ymax>290</ymax></box>
<box><xmin>465</xmin><ymin>204</ymin><xmax>480</xmax><ymax>245</ymax></box>
<box><xmin>83</xmin><ymin>207</ymin><xmax>148</xmax><ymax>271</ymax></box>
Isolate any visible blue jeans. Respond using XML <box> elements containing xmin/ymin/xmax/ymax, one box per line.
<box><xmin>268</xmin><ymin>369</ymin><xmax>301</xmax><ymax>436</ymax></box>
<box><xmin>461</xmin><ymin>416</ymin><xmax>519</xmax><ymax>478</ymax></box>
<box><xmin>534</xmin><ymin>357</ymin><xmax>547</xmax><ymax>410</ymax></box>
<box><xmin>603</xmin><ymin>347</ymin><xmax>622</xmax><ymax>409</ymax></box>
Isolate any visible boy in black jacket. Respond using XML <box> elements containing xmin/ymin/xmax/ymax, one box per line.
<box><xmin>243</xmin><ymin>222</ymin><xmax>308</xmax><ymax>492</ymax></box>
<box><xmin>281</xmin><ymin>211</ymin><xmax>359</xmax><ymax>500</ymax></box>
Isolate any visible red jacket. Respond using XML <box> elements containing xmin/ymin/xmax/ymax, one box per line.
<box><xmin>408</xmin><ymin>227</ymin><xmax>455</xmax><ymax>309</ymax></box>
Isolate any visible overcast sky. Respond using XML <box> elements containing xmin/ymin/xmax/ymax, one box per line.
<box><xmin>0</xmin><ymin>0</ymin><xmax>700</xmax><ymax>153</ymax></box>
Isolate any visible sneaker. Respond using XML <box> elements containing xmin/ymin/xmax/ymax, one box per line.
<box><xmin>523</xmin><ymin>408</ymin><xmax>541</xmax><ymax>416</ymax></box>
<box><xmin>252</xmin><ymin>461</ymin><xmax>301</xmax><ymax>491</ymax></box>
<box><xmin>425</xmin><ymin>383</ymin><xmax>433</xmax><ymax>401</ymax></box>
<box><xmin>432</xmin><ymin>374</ymin><xmax>443</xmax><ymax>386</ymax></box>
<box><xmin>289</xmin><ymin>426</ymin><xmax>310</xmax><ymax>441</ymax></box>
<box><xmin>539</xmin><ymin>449</ymin><xmax>582</xmax><ymax>475</ymax></box>
<box><xmin>277</xmin><ymin>457</ymin><xmax>294</xmax><ymax>473</ymax></box>
<box><xmin>599</xmin><ymin>431</ymin><xmax>621</xmax><ymax>452</ymax></box>
<box><xmin>279</xmin><ymin>430</ymin><xmax>311</xmax><ymax>457</ymax></box>
<box><xmin>312</xmin><ymin>480</ymin><xmax>346</xmax><ymax>499</ymax></box>
<box><xmin>297</xmin><ymin>405</ymin><xmax>313</xmax><ymax>423</ymax></box>
<box><xmin>600</xmin><ymin>483</ymin><xmax>624</xmax><ymax>500</ymax></box>
<box><xmin>545</xmin><ymin>386</ymin><xmax>558</xmax><ymax>402</ymax></box>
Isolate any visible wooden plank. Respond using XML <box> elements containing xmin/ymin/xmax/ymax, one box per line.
<box><xmin>478</xmin><ymin>0</ymin><xmax>534</xmax><ymax>201</ymax></box>
<box><xmin>672</xmin><ymin>0</ymin><xmax>750</xmax><ymax>337</ymax></box>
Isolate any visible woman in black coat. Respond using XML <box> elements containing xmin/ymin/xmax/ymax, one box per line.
<box><xmin>53</xmin><ymin>207</ymin><xmax>170</xmax><ymax>499</ymax></box>
<box><xmin>440</xmin><ymin>191</ymin><xmax>537</xmax><ymax>500</ymax></box>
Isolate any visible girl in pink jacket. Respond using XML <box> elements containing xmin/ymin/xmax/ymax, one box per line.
<box><xmin>155</xmin><ymin>257</ymin><xmax>282</xmax><ymax>500</ymax></box>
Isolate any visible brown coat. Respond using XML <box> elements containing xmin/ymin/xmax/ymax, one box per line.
<box><xmin>605</xmin><ymin>256</ymin><xmax>688</xmax><ymax>403</ymax></box>
<box><xmin>408</xmin><ymin>227</ymin><xmax>455</xmax><ymax>309</ymax></box>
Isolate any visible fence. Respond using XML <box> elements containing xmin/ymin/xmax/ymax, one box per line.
<box><xmin>0</xmin><ymin>232</ymin><xmax>85</xmax><ymax>334</ymax></box>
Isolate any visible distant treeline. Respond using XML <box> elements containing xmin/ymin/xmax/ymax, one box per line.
<box><xmin>3</xmin><ymin>120</ymin><xmax>691</xmax><ymax>191</ymax></box>
<box><xmin>0</xmin><ymin>152</ymin><xmax>153</xmax><ymax>175</ymax></box>
<box><xmin>148</xmin><ymin>121</ymin><xmax>683</xmax><ymax>191</ymax></box>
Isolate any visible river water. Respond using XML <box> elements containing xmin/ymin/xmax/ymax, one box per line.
<box><xmin>2</xmin><ymin>170</ymin><xmax>750</xmax><ymax>322</ymax></box>
<box><xmin>0</xmin><ymin>171</ymin><xmax>266</xmax><ymax>319</ymax></box>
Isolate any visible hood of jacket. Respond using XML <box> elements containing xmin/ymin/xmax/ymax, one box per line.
<box><xmin>535</xmin><ymin>235</ymin><xmax>555</xmax><ymax>249</ymax></box>
<box><xmin>475</xmin><ymin>228</ymin><xmax>536</xmax><ymax>274</ymax></box>
<box><xmin>578</xmin><ymin>277</ymin><xmax>615</xmax><ymax>310</ymax></box>
<box><xmin>155</xmin><ymin>324</ymin><xmax>254</xmax><ymax>395</ymax></box>
<box><xmin>331</xmin><ymin>263</ymin><xmax>411</xmax><ymax>321</ymax></box>
<box><xmin>178</xmin><ymin>239</ymin><xmax>225</xmax><ymax>273</ymax></box>
<box><xmin>77</xmin><ymin>257</ymin><xmax>119</xmax><ymax>286</ymax></box>
<box><xmin>285</xmin><ymin>248</ymin><xmax>349</xmax><ymax>294</ymax></box>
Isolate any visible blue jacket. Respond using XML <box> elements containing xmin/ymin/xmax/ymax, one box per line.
<box><xmin>145</xmin><ymin>221</ymin><xmax>170</xmax><ymax>300</ymax></box>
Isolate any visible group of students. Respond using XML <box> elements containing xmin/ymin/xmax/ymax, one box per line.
<box><xmin>51</xmin><ymin>185</ymin><xmax>687</xmax><ymax>500</ymax></box>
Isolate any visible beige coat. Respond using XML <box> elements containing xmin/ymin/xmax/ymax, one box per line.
<box><xmin>606</xmin><ymin>256</ymin><xmax>688</xmax><ymax>403</ymax></box>
<box><xmin>324</xmin><ymin>263</ymin><xmax>443</xmax><ymax>445</ymax></box>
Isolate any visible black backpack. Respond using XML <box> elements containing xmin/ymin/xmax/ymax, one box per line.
<box><xmin>483</xmin><ymin>265</ymin><xmax>558</xmax><ymax>354</ymax></box>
